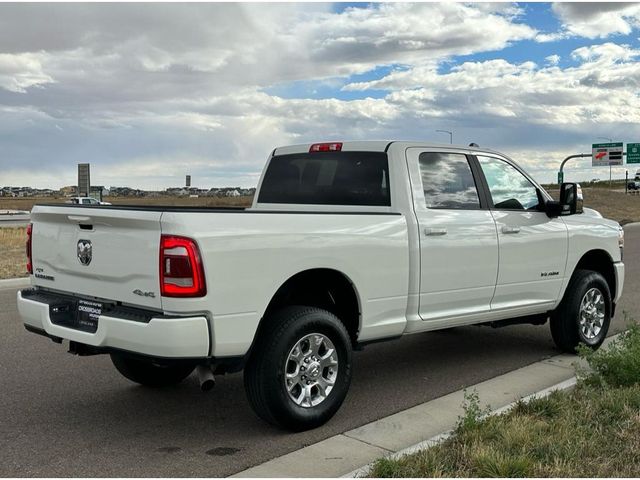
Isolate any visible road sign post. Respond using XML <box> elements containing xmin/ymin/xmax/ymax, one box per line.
<box><xmin>558</xmin><ymin>143</ymin><xmax>637</xmax><ymax>186</ymax></box>
<box><xmin>626</xmin><ymin>170</ymin><xmax>629</xmax><ymax>194</ymax></box>
<box><xmin>558</xmin><ymin>153</ymin><xmax>591</xmax><ymax>184</ymax></box>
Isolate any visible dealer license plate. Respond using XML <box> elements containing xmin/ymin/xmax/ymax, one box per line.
<box><xmin>76</xmin><ymin>299</ymin><xmax>103</xmax><ymax>332</ymax></box>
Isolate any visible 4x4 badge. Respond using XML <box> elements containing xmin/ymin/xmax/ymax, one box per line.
<box><xmin>77</xmin><ymin>240</ymin><xmax>92</xmax><ymax>266</ymax></box>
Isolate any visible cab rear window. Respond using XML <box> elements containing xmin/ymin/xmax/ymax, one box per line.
<box><xmin>258</xmin><ymin>152</ymin><xmax>390</xmax><ymax>206</ymax></box>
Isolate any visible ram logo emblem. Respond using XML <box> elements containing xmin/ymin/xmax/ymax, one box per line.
<box><xmin>77</xmin><ymin>240</ymin><xmax>92</xmax><ymax>266</ymax></box>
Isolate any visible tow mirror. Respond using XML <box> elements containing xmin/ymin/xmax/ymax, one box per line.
<box><xmin>560</xmin><ymin>182</ymin><xmax>583</xmax><ymax>215</ymax></box>
<box><xmin>543</xmin><ymin>199</ymin><xmax>563</xmax><ymax>218</ymax></box>
<box><xmin>537</xmin><ymin>188</ymin><xmax>562</xmax><ymax>218</ymax></box>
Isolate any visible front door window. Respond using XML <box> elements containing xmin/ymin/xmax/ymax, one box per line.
<box><xmin>477</xmin><ymin>156</ymin><xmax>539</xmax><ymax>210</ymax></box>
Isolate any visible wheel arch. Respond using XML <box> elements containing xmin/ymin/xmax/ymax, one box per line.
<box><xmin>570</xmin><ymin>249</ymin><xmax>616</xmax><ymax>301</ymax></box>
<box><xmin>252</xmin><ymin>268</ymin><xmax>362</xmax><ymax>352</ymax></box>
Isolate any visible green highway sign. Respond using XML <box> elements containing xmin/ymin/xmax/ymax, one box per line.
<box><xmin>627</xmin><ymin>143</ymin><xmax>640</xmax><ymax>164</ymax></box>
<box><xmin>592</xmin><ymin>142</ymin><xmax>623</xmax><ymax>167</ymax></box>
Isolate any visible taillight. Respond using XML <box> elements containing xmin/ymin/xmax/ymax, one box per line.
<box><xmin>160</xmin><ymin>235</ymin><xmax>206</xmax><ymax>297</ymax></box>
<box><xmin>309</xmin><ymin>142</ymin><xmax>342</xmax><ymax>152</ymax></box>
<box><xmin>26</xmin><ymin>223</ymin><xmax>33</xmax><ymax>274</ymax></box>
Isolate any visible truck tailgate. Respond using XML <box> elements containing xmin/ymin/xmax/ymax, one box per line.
<box><xmin>30</xmin><ymin>206</ymin><xmax>162</xmax><ymax>310</ymax></box>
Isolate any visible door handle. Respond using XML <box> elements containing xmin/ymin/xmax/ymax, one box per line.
<box><xmin>502</xmin><ymin>226</ymin><xmax>521</xmax><ymax>234</ymax></box>
<box><xmin>424</xmin><ymin>227</ymin><xmax>448</xmax><ymax>236</ymax></box>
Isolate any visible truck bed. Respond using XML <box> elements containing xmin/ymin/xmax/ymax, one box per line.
<box><xmin>35</xmin><ymin>203</ymin><xmax>399</xmax><ymax>215</ymax></box>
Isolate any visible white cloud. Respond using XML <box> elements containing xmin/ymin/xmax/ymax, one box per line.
<box><xmin>551</xmin><ymin>2</ymin><xmax>640</xmax><ymax>40</ymax></box>
<box><xmin>342</xmin><ymin>42</ymin><xmax>640</xmax><ymax>122</ymax></box>
<box><xmin>0</xmin><ymin>52</ymin><xmax>53</xmax><ymax>93</ymax></box>
<box><xmin>545</xmin><ymin>54</ymin><xmax>561</xmax><ymax>65</ymax></box>
<box><xmin>334</xmin><ymin>41</ymin><xmax>640</xmax><ymax>183</ymax></box>
<box><xmin>0</xmin><ymin>3</ymin><xmax>637</xmax><ymax>188</ymax></box>
<box><xmin>0</xmin><ymin>3</ymin><xmax>545</xmax><ymax>188</ymax></box>
<box><xmin>571</xmin><ymin>42</ymin><xmax>639</xmax><ymax>62</ymax></box>
<box><xmin>295</xmin><ymin>3</ymin><xmax>536</xmax><ymax>69</ymax></box>
<box><xmin>535</xmin><ymin>31</ymin><xmax>568</xmax><ymax>43</ymax></box>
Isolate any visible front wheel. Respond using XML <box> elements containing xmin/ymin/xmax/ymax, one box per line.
<box><xmin>244</xmin><ymin>306</ymin><xmax>353</xmax><ymax>431</ymax></box>
<box><xmin>550</xmin><ymin>269</ymin><xmax>611</xmax><ymax>353</ymax></box>
<box><xmin>110</xmin><ymin>353</ymin><xmax>195</xmax><ymax>387</ymax></box>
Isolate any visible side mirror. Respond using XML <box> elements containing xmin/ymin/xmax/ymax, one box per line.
<box><xmin>543</xmin><ymin>199</ymin><xmax>563</xmax><ymax>218</ymax></box>
<box><xmin>560</xmin><ymin>182</ymin><xmax>583</xmax><ymax>215</ymax></box>
<box><xmin>537</xmin><ymin>189</ymin><xmax>562</xmax><ymax>218</ymax></box>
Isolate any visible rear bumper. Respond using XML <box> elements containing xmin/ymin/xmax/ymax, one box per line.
<box><xmin>17</xmin><ymin>290</ymin><xmax>210</xmax><ymax>358</ymax></box>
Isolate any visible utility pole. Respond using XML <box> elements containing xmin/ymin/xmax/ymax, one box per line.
<box><xmin>596</xmin><ymin>136</ymin><xmax>614</xmax><ymax>188</ymax></box>
<box><xmin>436</xmin><ymin>130</ymin><xmax>453</xmax><ymax>144</ymax></box>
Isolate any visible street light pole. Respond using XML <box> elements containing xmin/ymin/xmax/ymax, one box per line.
<box><xmin>436</xmin><ymin>130</ymin><xmax>453</xmax><ymax>144</ymax></box>
<box><xmin>559</xmin><ymin>151</ymin><xmax>628</xmax><ymax>185</ymax></box>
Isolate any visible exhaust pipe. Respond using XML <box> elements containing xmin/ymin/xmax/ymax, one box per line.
<box><xmin>196</xmin><ymin>364</ymin><xmax>215</xmax><ymax>392</ymax></box>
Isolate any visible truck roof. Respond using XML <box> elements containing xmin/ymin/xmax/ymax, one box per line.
<box><xmin>273</xmin><ymin>141</ymin><xmax>503</xmax><ymax>157</ymax></box>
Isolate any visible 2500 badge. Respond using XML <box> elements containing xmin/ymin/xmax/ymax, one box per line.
<box><xmin>541</xmin><ymin>271</ymin><xmax>560</xmax><ymax>277</ymax></box>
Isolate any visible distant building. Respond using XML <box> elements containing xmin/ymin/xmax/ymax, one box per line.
<box><xmin>109</xmin><ymin>186</ymin><xmax>145</xmax><ymax>197</ymax></box>
<box><xmin>89</xmin><ymin>185</ymin><xmax>107</xmax><ymax>200</ymax></box>
<box><xmin>78</xmin><ymin>163</ymin><xmax>90</xmax><ymax>197</ymax></box>
<box><xmin>60</xmin><ymin>185</ymin><xmax>78</xmax><ymax>196</ymax></box>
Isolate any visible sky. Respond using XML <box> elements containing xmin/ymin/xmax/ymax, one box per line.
<box><xmin>1</xmin><ymin>1</ymin><xmax>640</xmax><ymax>189</ymax></box>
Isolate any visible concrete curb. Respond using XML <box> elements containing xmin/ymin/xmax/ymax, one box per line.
<box><xmin>233</xmin><ymin>334</ymin><xmax>619</xmax><ymax>478</ymax></box>
<box><xmin>0</xmin><ymin>277</ymin><xmax>30</xmax><ymax>289</ymax></box>
<box><xmin>343</xmin><ymin>376</ymin><xmax>578</xmax><ymax>478</ymax></box>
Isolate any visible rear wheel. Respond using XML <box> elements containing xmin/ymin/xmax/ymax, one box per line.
<box><xmin>110</xmin><ymin>353</ymin><xmax>195</xmax><ymax>387</ymax></box>
<box><xmin>244</xmin><ymin>306</ymin><xmax>352</xmax><ymax>431</ymax></box>
<box><xmin>550</xmin><ymin>269</ymin><xmax>611</xmax><ymax>353</ymax></box>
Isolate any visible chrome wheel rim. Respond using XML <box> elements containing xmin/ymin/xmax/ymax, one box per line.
<box><xmin>579</xmin><ymin>287</ymin><xmax>605</xmax><ymax>340</ymax></box>
<box><xmin>284</xmin><ymin>333</ymin><xmax>338</xmax><ymax>408</ymax></box>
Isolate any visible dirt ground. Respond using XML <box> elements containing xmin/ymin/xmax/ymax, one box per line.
<box><xmin>0</xmin><ymin>195</ymin><xmax>253</xmax><ymax>211</ymax></box>
<box><xmin>1</xmin><ymin>188</ymin><xmax>638</xmax><ymax>279</ymax></box>
<box><xmin>545</xmin><ymin>187</ymin><xmax>640</xmax><ymax>225</ymax></box>
<box><xmin>0</xmin><ymin>196</ymin><xmax>252</xmax><ymax>279</ymax></box>
<box><xmin>0</xmin><ymin>228</ymin><xmax>27</xmax><ymax>279</ymax></box>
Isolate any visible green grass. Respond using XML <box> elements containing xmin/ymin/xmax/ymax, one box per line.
<box><xmin>369</xmin><ymin>321</ymin><xmax>640</xmax><ymax>478</ymax></box>
<box><xmin>578</xmin><ymin>321</ymin><xmax>640</xmax><ymax>388</ymax></box>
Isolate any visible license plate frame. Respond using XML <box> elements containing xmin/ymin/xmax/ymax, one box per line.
<box><xmin>76</xmin><ymin>299</ymin><xmax>103</xmax><ymax>333</ymax></box>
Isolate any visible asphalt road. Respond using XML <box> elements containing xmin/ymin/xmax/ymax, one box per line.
<box><xmin>1</xmin><ymin>224</ymin><xmax>638</xmax><ymax>477</ymax></box>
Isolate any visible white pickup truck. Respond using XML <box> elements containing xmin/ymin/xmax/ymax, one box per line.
<box><xmin>18</xmin><ymin>141</ymin><xmax>624</xmax><ymax>431</ymax></box>
<box><xmin>66</xmin><ymin>197</ymin><xmax>112</xmax><ymax>206</ymax></box>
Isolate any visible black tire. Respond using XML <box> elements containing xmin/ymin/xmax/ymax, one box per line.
<box><xmin>550</xmin><ymin>269</ymin><xmax>611</xmax><ymax>353</ymax></box>
<box><xmin>244</xmin><ymin>306</ymin><xmax>353</xmax><ymax>431</ymax></box>
<box><xmin>110</xmin><ymin>353</ymin><xmax>195</xmax><ymax>387</ymax></box>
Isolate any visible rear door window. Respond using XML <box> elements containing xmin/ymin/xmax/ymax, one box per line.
<box><xmin>418</xmin><ymin>152</ymin><xmax>481</xmax><ymax>209</ymax></box>
<box><xmin>258</xmin><ymin>152</ymin><xmax>390</xmax><ymax>206</ymax></box>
